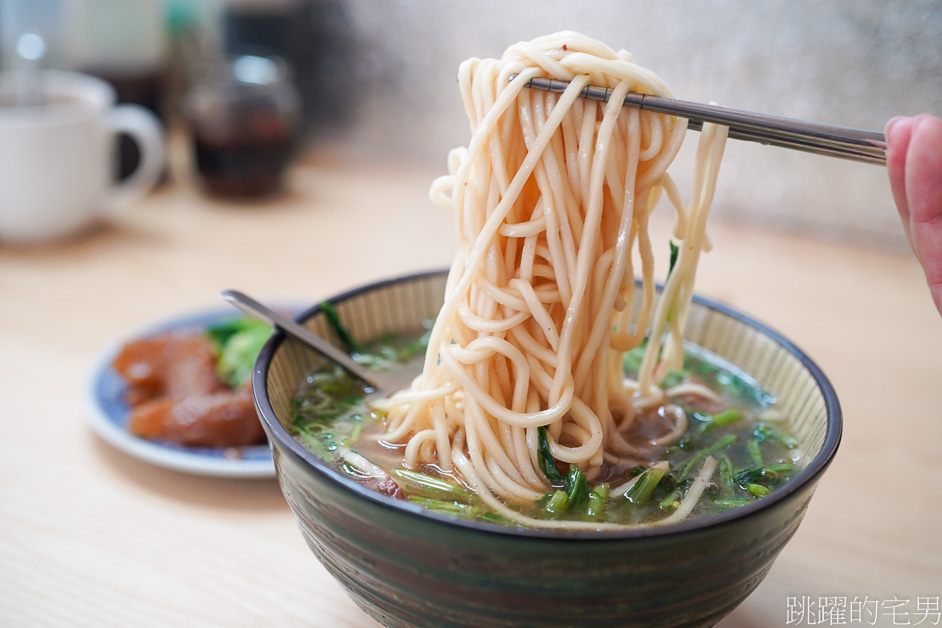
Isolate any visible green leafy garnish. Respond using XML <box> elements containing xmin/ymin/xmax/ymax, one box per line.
<box><xmin>658</xmin><ymin>488</ymin><xmax>683</xmax><ymax>510</ymax></box>
<box><xmin>585</xmin><ymin>484</ymin><xmax>609</xmax><ymax>519</ymax></box>
<box><xmin>207</xmin><ymin>317</ymin><xmax>272</xmax><ymax>387</ymax></box>
<box><xmin>392</xmin><ymin>469</ymin><xmax>470</xmax><ymax>501</ymax></box>
<box><xmin>320</xmin><ymin>301</ymin><xmax>364</xmax><ymax>353</ymax></box>
<box><xmin>746</xmin><ymin>483</ymin><xmax>770</xmax><ymax>498</ymax></box>
<box><xmin>667</xmin><ymin>240</ymin><xmax>679</xmax><ymax>279</ymax></box>
<box><xmin>625</xmin><ymin>467</ymin><xmax>667</xmax><ymax>504</ymax></box>
<box><xmin>746</xmin><ymin>437</ymin><xmax>765</xmax><ymax>468</ymax></box>
<box><xmin>718</xmin><ymin>454</ymin><xmax>735</xmax><ymax>485</ymax></box>
<box><xmin>537</xmin><ymin>425</ymin><xmax>565</xmax><ymax>483</ymax></box>
<box><xmin>542</xmin><ymin>490</ymin><xmax>570</xmax><ymax>516</ymax></box>
<box><xmin>407</xmin><ymin>496</ymin><xmax>474</xmax><ymax>515</ymax></box>
<box><xmin>697</xmin><ymin>408</ymin><xmax>742</xmax><ymax>434</ymax></box>
<box><xmin>565</xmin><ymin>466</ymin><xmax>590</xmax><ymax>510</ymax></box>
<box><xmin>753</xmin><ymin>423</ymin><xmax>799</xmax><ymax>449</ymax></box>
<box><xmin>678</xmin><ymin>433</ymin><xmax>738</xmax><ymax>482</ymax></box>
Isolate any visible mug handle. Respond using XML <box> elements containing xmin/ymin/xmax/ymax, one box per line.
<box><xmin>104</xmin><ymin>104</ymin><xmax>165</xmax><ymax>209</ymax></box>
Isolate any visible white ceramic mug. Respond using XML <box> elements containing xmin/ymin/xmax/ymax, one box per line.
<box><xmin>0</xmin><ymin>71</ymin><xmax>164</xmax><ymax>243</ymax></box>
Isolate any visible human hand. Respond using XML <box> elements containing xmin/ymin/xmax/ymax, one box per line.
<box><xmin>885</xmin><ymin>114</ymin><xmax>942</xmax><ymax>316</ymax></box>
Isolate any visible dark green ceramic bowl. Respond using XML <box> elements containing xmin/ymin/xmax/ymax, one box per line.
<box><xmin>253</xmin><ymin>269</ymin><xmax>841</xmax><ymax>628</ymax></box>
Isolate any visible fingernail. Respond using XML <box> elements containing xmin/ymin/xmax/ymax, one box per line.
<box><xmin>910</xmin><ymin>113</ymin><xmax>935</xmax><ymax>132</ymax></box>
<box><xmin>885</xmin><ymin>115</ymin><xmax>912</xmax><ymax>142</ymax></box>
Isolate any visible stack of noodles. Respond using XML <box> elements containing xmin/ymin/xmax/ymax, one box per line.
<box><xmin>374</xmin><ymin>31</ymin><xmax>729</xmax><ymax>528</ymax></box>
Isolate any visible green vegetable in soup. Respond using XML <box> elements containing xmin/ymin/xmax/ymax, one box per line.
<box><xmin>542</xmin><ymin>490</ymin><xmax>570</xmax><ymax>516</ymax></box>
<box><xmin>678</xmin><ymin>434</ymin><xmax>737</xmax><ymax>483</ymax></box>
<box><xmin>290</xmin><ymin>329</ymin><xmax>803</xmax><ymax>528</ymax></box>
<box><xmin>747</xmin><ymin>437</ymin><xmax>765</xmax><ymax>467</ymax></box>
<box><xmin>746</xmin><ymin>483</ymin><xmax>770</xmax><ymax>497</ymax></box>
<box><xmin>393</xmin><ymin>469</ymin><xmax>471</xmax><ymax>501</ymax></box>
<box><xmin>407</xmin><ymin>496</ymin><xmax>475</xmax><ymax>516</ymax></box>
<box><xmin>320</xmin><ymin>301</ymin><xmax>364</xmax><ymax>354</ymax></box>
<box><xmin>565</xmin><ymin>467</ymin><xmax>590</xmax><ymax>510</ymax></box>
<box><xmin>753</xmin><ymin>422</ymin><xmax>799</xmax><ymax>449</ymax></box>
<box><xmin>537</xmin><ymin>425</ymin><xmax>565</xmax><ymax>483</ymax></box>
<box><xmin>658</xmin><ymin>488</ymin><xmax>683</xmax><ymax>511</ymax></box>
<box><xmin>668</xmin><ymin>241</ymin><xmax>680</xmax><ymax>279</ymax></box>
<box><xmin>697</xmin><ymin>408</ymin><xmax>742</xmax><ymax>434</ymax></box>
<box><xmin>625</xmin><ymin>467</ymin><xmax>667</xmax><ymax>505</ymax></box>
<box><xmin>718</xmin><ymin>454</ymin><xmax>735</xmax><ymax>484</ymax></box>
<box><xmin>585</xmin><ymin>484</ymin><xmax>609</xmax><ymax>519</ymax></box>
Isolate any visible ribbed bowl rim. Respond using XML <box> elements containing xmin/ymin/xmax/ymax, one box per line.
<box><xmin>253</xmin><ymin>268</ymin><xmax>842</xmax><ymax>541</ymax></box>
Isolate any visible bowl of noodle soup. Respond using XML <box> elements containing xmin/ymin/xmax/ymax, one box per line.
<box><xmin>253</xmin><ymin>32</ymin><xmax>841</xmax><ymax>627</ymax></box>
<box><xmin>254</xmin><ymin>269</ymin><xmax>840</xmax><ymax>628</ymax></box>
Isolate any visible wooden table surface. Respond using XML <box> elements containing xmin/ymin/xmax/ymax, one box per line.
<box><xmin>2</xmin><ymin>152</ymin><xmax>940</xmax><ymax>627</ymax></box>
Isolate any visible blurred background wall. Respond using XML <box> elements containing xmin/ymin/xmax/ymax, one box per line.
<box><xmin>1</xmin><ymin>0</ymin><xmax>940</xmax><ymax>249</ymax></box>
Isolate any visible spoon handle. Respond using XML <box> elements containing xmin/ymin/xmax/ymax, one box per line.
<box><xmin>220</xmin><ymin>289</ymin><xmax>380</xmax><ymax>388</ymax></box>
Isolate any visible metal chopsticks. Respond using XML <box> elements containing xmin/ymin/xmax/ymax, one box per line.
<box><xmin>517</xmin><ymin>76</ymin><xmax>887</xmax><ymax>166</ymax></box>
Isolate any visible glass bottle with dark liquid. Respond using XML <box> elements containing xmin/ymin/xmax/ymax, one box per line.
<box><xmin>185</xmin><ymin>55</ymin><xmax>300</xmax><ymax>198</ymax></box>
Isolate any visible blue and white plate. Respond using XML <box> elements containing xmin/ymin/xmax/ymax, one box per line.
<box><xmin>84</xmin><ymin>307</ymin><xmax>281</xmax><ymax>478</ymax></box>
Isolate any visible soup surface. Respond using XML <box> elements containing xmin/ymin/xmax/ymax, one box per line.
<box><xmin>290</xmin><ymin>325</ymin><xmax>802</xmax><ymax>528</ymax></box>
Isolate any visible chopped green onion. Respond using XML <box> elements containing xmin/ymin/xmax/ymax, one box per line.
<box><xmin>704</xmin><ymin>433</ymin><xmax>739</xmax><ymax>456</ymax></box>
<box><xmin>625</xmin><ymin>467</ymin><xmax>667</xmax><ymax>504</ymax></box>
<box><xmin>733</xmin><ymin>466</ymin><xmax>766</xmax><ymax>486</ymax></box>
<box><xmin>747</xmin><ymin>438</ymin><xmax>764</xmax><ymax>468</ymax></box>
<box><xmin>392</xmin><ymin>469</ymin><xmax>470</xmax><ymax>500</ymax></box>
<box><xmin>680</xmin><ymin>434</ymin><xmax>738</xmax><ymax>482</ymax></box>
<box><xmin>320</xmin><ymin>301</ymin><xmax>364</xmax><ymax>353</ymax></box>
<box><xmin>407</xmin><ymin>496</ymin><xmax>474</xmax><ymax>515</ymax></box>
<box><xmin>713</xmin><ymin>370</ymin><xmax>777</xmax><ymax>407</ymax></box>
<box><xmin>699</xmin><ymin>408</ymin><xmax>742</xmax><ymax>434</ymax></box>
<box><xmin>718</xmin><ymin>454</ymin><xmax>735</xmax><ymax>485</ymax></box>
<box><xmin>733</xmin><ymin>462</ymin><xmax>796</xmax><ymax>487</ymax></box>
<box><xmin>746</xmin><ymin>483</ymin><xmax>770</xmax><ymax>498</ymax></box>
<box><xmin>658</xmin><ymin>488</ymin><xmax>683</xmax><ymax>510</ymax></box>
<box><xmin>542</xmin><ymin>490</ymin><xmax>569</xmax><ymax>516</ymax></box>
<box><xmin>667</xmin><ymin>241</ymin><xmax>680</xmax><ymax>279</ymax></box>
<box><xmin>565</xmin><ymin>467</ymin><xmax>590</xmax><ymax>510</ymax></box>
<box><xmin>754</xmin><ymin>423</ymin><xmax>799</xmax><ymax>449</ymax></box>
<box><xmin>585</xmin><ymin>484</ymin><xmax>609</xmax><ymax>519</ymax></box>
<box><xmin>293</xmin><ymin>426</ymin><xmax>330</xmax><ymax>458</ymax></box>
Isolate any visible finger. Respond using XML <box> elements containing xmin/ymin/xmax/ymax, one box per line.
<box><xmin>885</xmin><ymin>116</ymin><xmax>915</xmax><ymax>245</ymax></box>
<box><xmin>905</xmin><ymin>114</ymin><xmax>942</xmax><ymax>313</ymax></box>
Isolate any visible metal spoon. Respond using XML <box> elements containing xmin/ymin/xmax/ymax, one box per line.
<box><xmin>220</xmin><ymin>289</ymin><xmax>402</xmax><ymax>395</ymax></box>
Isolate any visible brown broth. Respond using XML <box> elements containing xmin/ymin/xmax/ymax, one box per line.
<box><xmin>290</xmin><ymin>331</ymin><xmax>802</xmax><ymax>527</ymax></box>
